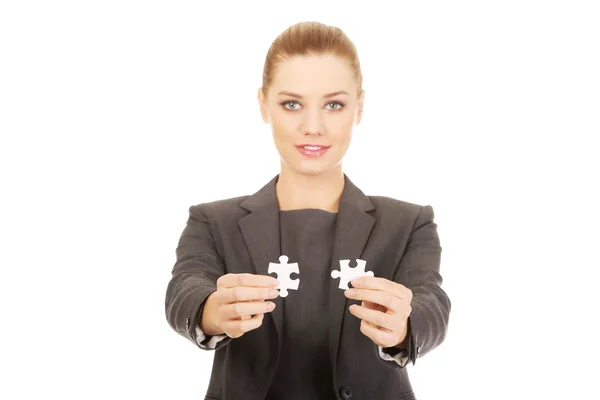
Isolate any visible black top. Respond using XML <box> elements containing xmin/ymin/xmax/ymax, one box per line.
<box><xmin>265</xmin><ymin>209</ymin><xmax>338</xmax><ymax>400</ymax></box>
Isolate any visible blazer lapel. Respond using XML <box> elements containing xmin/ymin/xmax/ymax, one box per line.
<box><xmin>328</xmin><ymin>175</ymin><xmax>375</xmax><ymax>374</ymax></box>
<box><xmin>237</xmin><ymin>175</ymin><xmax>285</xmax><ymax>356</ymax></box>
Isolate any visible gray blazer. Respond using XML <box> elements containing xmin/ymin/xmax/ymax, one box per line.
<box><xmin>165</xmin><ymin>174</ymin><xmax>451</xmax><ymax>400</ymax></box>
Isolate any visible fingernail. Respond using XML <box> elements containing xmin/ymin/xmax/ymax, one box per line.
<box><xmin>352</xmin><ymin>279</ymin><xmax>361</xmax><ymax>287</ymax></box>
<box><xmin>270</xmin><ymin>280</ymin><xmax>280</xmax><ymax>287</ymax></box>
<box><xmin>345</xmin><ymin>289</ymin><xmax>356</xmax><ymax>296</ymax></box>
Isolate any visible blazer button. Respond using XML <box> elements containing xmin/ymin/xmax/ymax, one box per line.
<box><xmin>185</xmin><ymin>317</ymin><xmax>190</xmax><ymax>330</ymax></box>
<box><xmin>339</xmin><ymin>385</ymin><xmax>353</xmax><ymax>399</ymax></box>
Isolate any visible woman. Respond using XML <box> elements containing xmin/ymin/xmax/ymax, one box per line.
<box><xmin>165</xmin><ymin>21</ymin><xmax>450</xmax><ymax>400</ymax></box>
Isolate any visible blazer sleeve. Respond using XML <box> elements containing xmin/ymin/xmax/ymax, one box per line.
<box><xmin>165</xmin><ymin>204</ymin><xmax>232</xmax><ymax>351</ymax></box>
<box><xmin>381</xmin><ymin>205</ymin><xmax>451</xmax><ymax>367</ymax></box>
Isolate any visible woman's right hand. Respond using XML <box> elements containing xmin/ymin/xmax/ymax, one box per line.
<box><xmin>200</xmin><ymin>273</ymin><xmax>280</xmax><ymax>338</ymax></box>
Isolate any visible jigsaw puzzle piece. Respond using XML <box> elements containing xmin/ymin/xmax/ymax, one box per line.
<box><xmin>268</xmin><ymin>255</ymin><xmax>300</xmax><ymax>297</ymax></box>
<box><xmin>331</xmin><ymin>259</ymin><xmax>374</xmax><ymax>290</ymax></box>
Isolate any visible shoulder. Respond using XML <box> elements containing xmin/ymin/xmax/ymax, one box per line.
<box><xmin>346</xmin><ymin>174</ymin><xmax>435</xmax><ymax>223</ymax></box>
<box><xmin>367</xmin><ymin>195</ymin><xmax>436</xmax><ymax>227</ymax></box>
<box><xmin>368</xmin><ymin>195</ymin><xmax>422</xmax><ymax>213</ymax></box>
<box><xmin>188</xmin><ymin>195</ymin><xmax>249</xmax><ymax>218</ymax></box>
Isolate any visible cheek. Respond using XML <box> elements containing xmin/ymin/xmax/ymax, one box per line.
<box><xmin>329</xmin><ymin>118</ymin><xmax>355</xmax><ymax>143</ymax></box>
<box><xmin>270</xmin><ymin>114</ymin><xmax>296</xmax><ymax>141</ymax></box>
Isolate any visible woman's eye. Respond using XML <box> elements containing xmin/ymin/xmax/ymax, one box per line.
<box><xmin>281</xmin><ymin>100</ymin><xmax>344</xmax><ymax>111</ymax></box>
<box><xmin>282</xmin><ymin>101</ymin><xmax>300</xmax><ymax>110</ymax></box>
<box><xmin>326</xmin><ymin>102</ymin><xmax>344</xmax><ymax>111</ymax></box>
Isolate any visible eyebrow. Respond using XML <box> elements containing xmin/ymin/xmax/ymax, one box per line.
<box><xmin>277</xmin><ymin>90</ymin><xmax>349</xmax><ymax>99</ymax></box>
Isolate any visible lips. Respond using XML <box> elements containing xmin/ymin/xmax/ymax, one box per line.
<box><xmin>295</xmin><ymin>144</ymin><xmax>330</xmax><ymax>150</ymax></box>
<box><xmin>295</xmin><ymin>144</ymin><xmax>330</xmax><ymax>158</ymax></box>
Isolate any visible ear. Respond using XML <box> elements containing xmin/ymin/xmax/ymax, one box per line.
<box><xmin>355</xmin><ymin>89</ymin><xmax>365</xmax><ymax>126</ymax></box>
<box><xmin>257</xmin><ymin>87</ymin><xmax>270</xmax><ymax>124</ymax></box>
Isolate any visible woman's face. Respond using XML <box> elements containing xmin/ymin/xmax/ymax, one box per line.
<box><xmin>258</xmin><ymin>53</ymin><xmax>364</xmax><ymax>177</ymax></box>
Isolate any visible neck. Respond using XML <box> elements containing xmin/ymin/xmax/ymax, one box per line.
<box><xmin>276</xmin><ymin>165</ymin><xmax>345</xmax><ymax>212</ymax></box>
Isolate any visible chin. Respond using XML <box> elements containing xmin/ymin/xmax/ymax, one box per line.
<box><xmin>280</xmin><ymin>151</ymin><xmax>342</xmax><ymax>177</ymax></box>
<box><xmin>293</xmin><ymin>161</ymin><xmax>337</xmax><ymax>177</ymax></box>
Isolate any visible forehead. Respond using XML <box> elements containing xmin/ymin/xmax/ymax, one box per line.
<box><xmin>270</xmin><ymin>53</ymin><xmax>356</xmax><ymax>97</ymax></box>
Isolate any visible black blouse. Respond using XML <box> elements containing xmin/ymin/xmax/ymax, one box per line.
<box><xmin>265</xmin><ymin>208</ymin><xmax>339</xmax><ymax>400</ymax></box>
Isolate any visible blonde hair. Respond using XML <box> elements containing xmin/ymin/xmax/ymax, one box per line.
<box><xmin>261</xmin><ymin>21</ymin><xmax>363</xmax><ymax>98</ymax></box>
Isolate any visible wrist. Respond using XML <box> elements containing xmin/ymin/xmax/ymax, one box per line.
<box><xmin>394</xmin><ymin>319</ymin><xmax>410</xmax><ymax>349</ymax></box>
<box><xmin>199</xmin><ymin>292</ymin><xmax>225</xmax><ymax>336</ymax></box>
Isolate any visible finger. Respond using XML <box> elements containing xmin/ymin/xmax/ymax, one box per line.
<box><xmin>358</xmin><ymin>319</ymin><xmax>398</xmax><ymax>348</ymax></box>
<box><xmin>222</xmin><ymin>313</ymin><xmax>264</xmax><ymax>338</ymax></box>
<box><xmin>237</xmin><ymin>303</ymin><xmax>254</xmax><ymax>321</ymax></box>
<box><xmin>345</xmin><ymin>288</ymin><xmax>402</xmax><ymax>314</ymax></box>
<box><xmin>349</xmin><ymin>304</ymin><xmax>395</xmax><ymax>331</ymax></box>
<box><xmin>221</xmin><ymin>286</ymin><xmax>280</xmax><ymax>304</ymax></box>
<box><xmin>361</xmin><ymin>301</ymin><xmax>386</xmax><ymax>327</ymax></box>
<box><xmin>221</xmin><ymin>300</ymin><xmax>276</xmax><ymax>321</ymax></box>
<box><xmin>217</xmin><ymin>273</ymin><xmax>280</xmax><ymax>289</ymax></box>
<box><xmin>362</xmin><ymin>300</ymin><xmax>386</xmax><ymax>313</ymax></box>
<box><xmin>351</xmin><ymin>276</ymin><xmax>409</xmax><ymax>299</ymax></box>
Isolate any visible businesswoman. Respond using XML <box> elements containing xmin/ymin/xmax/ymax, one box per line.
<box><xmin>165</xmin><ymin>21</ymin><xmax>451</xmax><ymax>400</ymax></box>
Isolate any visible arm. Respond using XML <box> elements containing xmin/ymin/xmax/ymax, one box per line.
<box><xmin>379</xmin><ymin>205</ymin><xmax>451</xmax><ymax>367</ymax></box>
<box><xmin>165</xmin><ymin>204</ymin><xmax>232</xmax><ymax>351</ymax></box>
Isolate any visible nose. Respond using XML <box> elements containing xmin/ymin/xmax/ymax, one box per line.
<box><xmin>302</xmin><ymin>107</ymin><xmax>324</xmax><ymax>136</ymax></box>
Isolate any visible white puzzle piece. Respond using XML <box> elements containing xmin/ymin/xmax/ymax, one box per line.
<box><xmin>268</xmin><ymin>255</ymin><xmax>300</xmax><ymax>297</ymax></box>
<box><xmin>331</xmin><ymin>259</ymin><xmax>374</xmax><ymax>290</ymax></box>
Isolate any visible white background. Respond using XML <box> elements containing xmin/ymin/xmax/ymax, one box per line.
<box><xmin>1</xmin><ymin>1</ymin><xmax>598</xmax><ymax>399</ymax></box>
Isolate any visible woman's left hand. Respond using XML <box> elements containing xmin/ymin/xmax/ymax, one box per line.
<box><xmin>344</xmin><ymin>276</ymin><xmax>413</xmax><ymax>348</ymax></box>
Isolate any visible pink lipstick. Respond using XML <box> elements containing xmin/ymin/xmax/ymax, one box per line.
<box><xmin>295</xmin><ymin>144</ymin><xmax>330</xmax><ymax>158</ymax></box>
